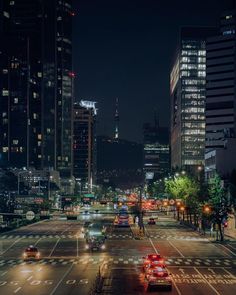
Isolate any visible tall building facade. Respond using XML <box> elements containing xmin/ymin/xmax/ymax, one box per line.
<box><xmin>0</xmin><ymin>0</ymin><xmax>74</xmax><ymax>178</ymax></box>
<box><xmin>170</xmin><ymin>27</ymin><xmax>217</xmax><ymax>172</ymax></box>
<box><xmin>143</xmin><ymin>120</ymin><xmax>170</xmax><ymax>181</ymax></box>
<box><xmin>205</xmin><ymin>9</ymin><xmax>236</xmax><ymax>150</ymax></box>
<box><xmin>73</xmin><ymin>101</ymin><xmax>97</xmax><ymax>191</ymax></box>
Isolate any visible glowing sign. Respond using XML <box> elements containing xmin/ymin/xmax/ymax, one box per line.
<box><xmin>79</xmin><ymin>100</ymin><xmax>97</xmax><ymax>115</ymax></box>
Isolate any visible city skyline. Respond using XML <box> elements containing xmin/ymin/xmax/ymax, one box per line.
<box><xmin>73</xmin><ymin>0</ymin><xmax>232</xmax><ymax>142</ymax></box>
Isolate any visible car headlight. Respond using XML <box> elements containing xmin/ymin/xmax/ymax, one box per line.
<box><xmin>101</xmin><ymin>244</ymin><xmax>105</xmax><ymax>249</ymax></box>
<box><xmin>23</xmin><ymin>253</ymin><xmax>27</xmax><ymax>257</ymax></box>
<box><xmin>85</xmin><ymin>245</ymin><xmax>89</xmax><ymax>249</ymax></box>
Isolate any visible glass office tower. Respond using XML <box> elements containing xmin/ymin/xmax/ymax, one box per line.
<box><xmin>170</xmin><ymin>27</ymin><xmax>217</xmax><ymax>172</ymax></box>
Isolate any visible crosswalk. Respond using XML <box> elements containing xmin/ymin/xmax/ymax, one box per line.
<box><xmin>0</xmin><ymin>257</ymin><xmax>235</xmax><ymax>267</ymax></box>
<box><xmin>0</xmin><ymin>233</ymin><xmax>208</xmax><ymax>240</ymax></box>
<box><xmin>0</xmin><ymin>234</ymin><xmax>134</xmax><ymax>240</ymax></box>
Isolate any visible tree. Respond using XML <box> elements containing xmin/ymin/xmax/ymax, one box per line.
<box><xmin>208</xmin><ymin>174</ymin><xmax>229</xmax><ymax>242</ymax></box>
<box><xmin>165</xmin><ymin>176</ymin><xmax>200</xmax><ymax>223</ymax></box>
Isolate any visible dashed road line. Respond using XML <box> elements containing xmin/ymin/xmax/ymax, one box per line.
<box><xmin>49</xmin><ymin>263</ymin><xmax>74</xmax><ymax>295</ymax></box>
<box><xmin>168</xmin><ymin>240</ymin><xmax>185</xmax><ymax>258</ymax></box>
<box><xmin>48</xmin><ymin>238</ymin><xmax>60</xmax><ymax>258</ymax></box>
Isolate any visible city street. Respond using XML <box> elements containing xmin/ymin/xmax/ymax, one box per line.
<box><xmin>0</xmin><ymin>209</ymin><xmax>236</xmax><ymax>294</ymax></box>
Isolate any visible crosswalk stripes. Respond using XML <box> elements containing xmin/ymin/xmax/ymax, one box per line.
<box><xmin>0</xmin><ymin>234</ymin><xmax>134</xmax><ymax>239</ymax></box>
<box><xmin>0</xmin><ymin>257</ymin><xmax>236</xmax><ymax>267</ymax></box>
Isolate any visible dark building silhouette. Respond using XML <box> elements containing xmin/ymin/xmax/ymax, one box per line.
<box><xmin>206</xmin><ymin>8</ymin><xmax>236</xmax><ymax>150</ymax></box>
<box><xmin>0</xmin><ymin>0</ymin><xmax>74</xmax><ymax>178</ymax></box>
<box><xmin>143</xmin><ymin>116</ymin><xmax>170</xmax><ymax>181</ymax></box>
<box><xmin>73</xmin><ymin>101</ymin><xmax>97</xmax><ymax>191</ymax></box>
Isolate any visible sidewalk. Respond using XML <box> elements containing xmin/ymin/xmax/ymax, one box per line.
<box><xmin>159</xmin><ymin>211</ymin><xmax>236</xmax><ymax>242</ymax></box>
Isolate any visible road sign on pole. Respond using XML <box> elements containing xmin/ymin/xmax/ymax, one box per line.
<box><xmin>26</xmin><ymin>211</ymin><xmax>35</xmax><ymax>221</ymax></box>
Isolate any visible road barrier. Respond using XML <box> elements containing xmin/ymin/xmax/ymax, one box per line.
<box><xmin>88</xmin><ymin>262</ymin><xmax>107</xmax><ymax>294</ymax></box>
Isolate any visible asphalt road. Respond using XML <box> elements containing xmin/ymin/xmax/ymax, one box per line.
<box><xmin>1</xmin><ymin>208</ymin><xmax>236</xmax><ymax>294</ymax></box>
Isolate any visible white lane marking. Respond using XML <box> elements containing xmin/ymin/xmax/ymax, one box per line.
<box><xmin>14</xmin><ymin>287</ymin><xmax>22</xmax><ymax>293</ymax></box>
<box><xmin>1</xmin><ymin>271</ymin><xmax>7</xmax><ymax>276</ymax></box>
<box><xmin>49</xmin><ymin>264</ymin><xmax>74</xmax><ymax>295</ymax></box>
<box><xmin>0</xmin><ymin>237</ymin><xmax>24</xmax><ymax>256</ymax></box>
<box><xmin>168</xmin><ymin>240</ymin><xmax>185</xmax><ymax>258</ymax></box>
<box><xmin>34</xmin><ymin>237</ymin><xmax>43</xmax><ymax>246</ymax></box>
<box><xmin>77</xmin><ymin>236</ymin><xmax>79</xmax><ymax>257</ymax></box>
<box><xmin>48</xmin><ymin>238</ymin><xmax>60</xmax><ymax>258</ymax></box>
<box><xmin>194</xmin><ymin>267</ymin><xmax>221</xmax><ymax>295</ymax></box>
<box><xmin>148</xmin><ymin>237</ymin><xmax>182</xmax><ymax>295</ymax></box>
<box><xmin>219</xmin><ymin>244</ymin><xmax>236</xmax><ymax>256</ymax></box>
<box><xmin>27</xmin><ymin>276</ymin><xmax>33</xmax><ymax>281</ymax></box>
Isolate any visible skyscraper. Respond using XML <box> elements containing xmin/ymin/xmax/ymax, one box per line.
<box><xmin>73</xmin><ymin>101</ymin><xmax>97</xmax><ymax>191</ymax></box>
<box><xmin>0</xmin><ymin>0</ymin><xmax>74</xmax><ymax>178</ymax></box>
<box><xmin>205</xmin><ymin>9</ymin><xmax>236</xmax><ymax>150</ymax></box>
<box><xmin>143</xmin><ymin>117</ymin><xmax>170</xmax><ymax>181</ymax></box>
<box><xmin>170</xmin><ymin>27</ymin><xmax>217</xmax><ymax>173</ymax></box>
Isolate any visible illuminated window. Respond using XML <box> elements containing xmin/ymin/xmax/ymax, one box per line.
<box><xmin>2</xmin><ymin>112</ymin><xmax>7</xmax><ymax>117</ymax></box>
<box><xmin>33</xmin><ymin>113</ymin><xmax>37</xmax><ymax>119</ymax></box>
<box><xmin>10</xmin><ymin>1</ymin><xmax>15</xmax><ymax>5</ymax></box>
<box><xmin>14</xmin><ymin>97</ymin><xmax>18</xmax><ymax>104</ymax></box>
<box><xmin>3</xmin><ymin>11</ymin><xmax>10</xmax><ymax>18</ymax></box>
<box><xmin>198</xmin><ymin>71</ymin><xmax>206</xmax><ymax>77</ymax></box>
<box><xmin>2</xmin><ymin>90</ymin><xmax>9</xmax><ymax>96</ymax></box>
<box><xmin>37</xmin><ymin>72</ymin><xmax>42</xmax><ymax>78</ymax></box>
<box><xmin>2</xmin><ymin>69</ymin><xmax>8</xmax><ymax>74</ymax></box>
<box><xmin>13</xmin><ymin>139</ymin><xmax>18</xmax><ymax>145</ymax></box>
<box><xmin>198</xmin><ymin>50</ymin><xmax>206</xmax><ymax>56</ymax></box>
<box><xmin>2</xmin><ymin>147</ymin><xmax>8</xmax><ymax>152</ymax></box>
<box><xmin>226</xmin><ymin>15</ymin><xmax>232</xmax><ymax>19</ymax></box>
<box><xmin>38</xmin><ymin>134</ymin><xmax>42</xmax><ymax>140</ymax></box>
<box><xmin>38</xmin><ymin>141</ymin><xmax>41</xmax><ymax>146</ymax></box>
<box><xmin>38</xmin><ymin>154</ymin><xmax>42</xmax><ymax>158</ymax></box>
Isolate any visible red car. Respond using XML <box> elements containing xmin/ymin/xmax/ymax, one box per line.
<box><xmin>143</xmin><ymin>254</ymin><xmax>166</xmax><ymax>270</ymax></box>
<box><xmin>146</xmin><ymin>266</ymin><xmax>172</xmax><ymax>290</ymax></box>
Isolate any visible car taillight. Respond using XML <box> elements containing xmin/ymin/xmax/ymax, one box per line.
<box><xmin>159</xmin><ymin>259</ymin><xmax>164</xmax><ymax>264</ymax></box>
<box><xmin>144</xmin><ymin>260</ymin><xmax>150</xmax><ymax>264</ymax></box>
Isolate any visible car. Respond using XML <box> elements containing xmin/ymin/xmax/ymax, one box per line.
<box><xmin>143</xmin><ymin>254</ymin><xmax>165</xmax><ymax>269</ymax></box>
<box><xmin>147</xmin><ymin>218</ymin><xmax>156</xmax><ymax>225</ymax></box>
<box><xmin>23</xmin><ymin>245</ymin><xmax>40</xmax><ymax>260</ymax></box>
<box><xmin>146</xmin><ymin>266</ymin><xmax>172</xmax><ymax>291</ymax></box>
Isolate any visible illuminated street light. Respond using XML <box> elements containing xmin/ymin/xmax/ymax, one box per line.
<box><xmin>181</xmin><ymin>170</ymin><xmax>186</xmax><ymax>175</ymax></box>
<box><xmin>175</xmin><ymin>172</ymin><xmax>179</xmax><ymax>177</ymax></box>
<box><xmin>180</xmin><ymin>206</ymin><xmax>185</xmax><ymax>212</ymax></box>
<box><xmin>203</xmin><ymin>205</ymin><xmax>211</xmax><ymax>214</ymax></box>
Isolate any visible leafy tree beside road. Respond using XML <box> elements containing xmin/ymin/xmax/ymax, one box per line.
<box><xmin>208</xmin><ymin>174</ymin><xmax>230</xmax><ymax>242</ymax></box>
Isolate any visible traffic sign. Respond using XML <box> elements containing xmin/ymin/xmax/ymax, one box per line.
<box><xmin>26</xmin><ymin>211</ymin><xmax>35</xmax><ymax>221</ymax></box>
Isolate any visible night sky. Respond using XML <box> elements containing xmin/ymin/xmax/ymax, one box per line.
<box><xmin>73</xmin><ymin>0</ymin><xmax>233</xmax><ymax>142</ymax></box>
